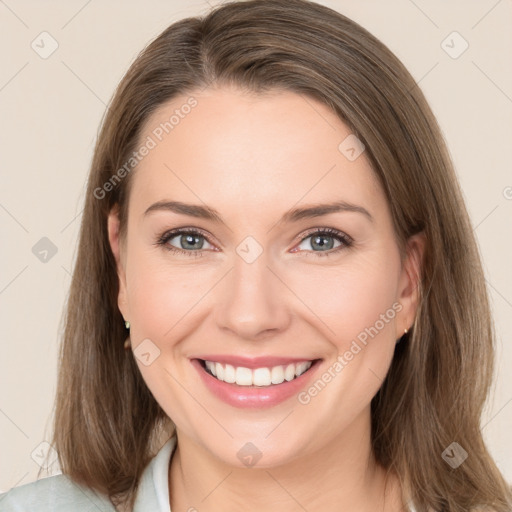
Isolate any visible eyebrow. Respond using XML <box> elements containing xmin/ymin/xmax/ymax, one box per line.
<box><xmin>144</xmin><ymin>200</ymin><xmax>374</xmax><ymax>224</ymax></box>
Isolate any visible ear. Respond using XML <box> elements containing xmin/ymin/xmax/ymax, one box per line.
<box><xmin>107</xmin><ymin>205</ymin><xmax>130</xmax><ymax>322</ymax></box>
<box><xmin>396</xmin><ymin>231</ymin><xmax>426</xmax><ymax>337</ymax></box>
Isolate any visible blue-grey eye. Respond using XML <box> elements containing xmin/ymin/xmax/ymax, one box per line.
<box><xmin>167</xmin><ymin>232</ymin><xmax>212</xmax><ymax>251</ymax></box>
<box><xmin>298</xmin><ymin>233</ymin><xmax>342</xmax><ymax>252</ymax></box>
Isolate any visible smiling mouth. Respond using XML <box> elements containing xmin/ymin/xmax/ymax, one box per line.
<box><xmin>198</xmin><ymin>359</ymin><xmax>319</xmax><ymax>387</ymax></box>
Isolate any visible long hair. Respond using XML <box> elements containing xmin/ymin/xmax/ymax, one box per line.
<box><xmin>47</xmin><ymin>1</ymin><xmax>512</xmax><ymax>510</ymax></box>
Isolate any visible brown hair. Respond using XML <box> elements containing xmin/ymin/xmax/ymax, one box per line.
<box><xmin>46</xmin><ymin>0</ymin><xmax>512</xmax><ymax>510</ymax></box>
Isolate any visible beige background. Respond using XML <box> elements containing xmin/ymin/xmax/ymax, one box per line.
<box><xmin>1</xmin><ymin>0</ymin><xmax>511</xmax><ymax>493</ymax></box>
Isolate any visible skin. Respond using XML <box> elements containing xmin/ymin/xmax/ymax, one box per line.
<box><xmin>108</xmin><ymin>86</ymin><xmax>425</xmax><ymax>512</ymax></box>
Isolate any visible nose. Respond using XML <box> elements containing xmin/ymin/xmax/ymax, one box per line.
<box><xmin>214</xmin><ymin>249</ymin><xmax>291</xmax><ymax>341</ymax></box>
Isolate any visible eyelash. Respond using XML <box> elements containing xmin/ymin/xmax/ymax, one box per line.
<box><xmin>154</xmin><ymin>227</ymin><xmax>353</xmax><ymax>259</ymax></box>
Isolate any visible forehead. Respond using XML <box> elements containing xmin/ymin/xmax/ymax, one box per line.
<box><xmin>130</xmin><ymin>86</ymin><xmax>385</xmax><ymax>220</ymax></box>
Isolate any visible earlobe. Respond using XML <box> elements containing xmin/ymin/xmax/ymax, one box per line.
<box><xmin>398</xmin><ymin>231</ymin><xmax>426</xmax><ymax>333</ymax></box>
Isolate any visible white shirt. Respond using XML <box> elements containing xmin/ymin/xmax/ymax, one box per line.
<box><xmin>0</xmin><ymin>437</ymin><xmax>176</xmax><ymax>512</ymax></box>
<box><xmin>0</xmin><ymin>436</ymin><xmax>417</xmax><ymax>511</ymax></box>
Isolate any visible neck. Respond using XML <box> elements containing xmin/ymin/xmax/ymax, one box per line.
<box><xmin>169</xmin><ymin>408</ymin><xmax>405</xmax><ymax>512</ymax></box>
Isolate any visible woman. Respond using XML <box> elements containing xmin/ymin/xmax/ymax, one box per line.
<box><xmin>1</xmin><ymin>0</ymin><xmax>510</xmax><ymax>511</ymax></box>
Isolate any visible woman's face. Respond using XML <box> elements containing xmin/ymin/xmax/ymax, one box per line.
<box><xmin>109</xmin><ymin>86</ymin><xmax>423</xmax><ymax>468</ymax></box>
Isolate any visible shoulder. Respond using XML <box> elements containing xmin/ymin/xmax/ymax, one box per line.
<box><xmin>0</xmin><ymin>473</ymin><xmax>116</xmax><ymax>512</ymax></box>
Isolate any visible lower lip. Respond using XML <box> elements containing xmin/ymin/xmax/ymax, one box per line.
<box><xmin>191</xmin><ymin>358</ymin><xmax>322</xmax><ymax>409</ymax></box>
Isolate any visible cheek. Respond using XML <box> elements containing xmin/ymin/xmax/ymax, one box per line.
<box><xmin>294</xmin><ymin>255</ymin><xmax>402</xmax><ymax>413</ymax></box>
<box><xmin>124</xmin><ymin>250</ymin><xmax>211</xmax><ymax>423</ymax></box>
<box><xmin>124</xmin><ymin>246</ymin><xmax>216</xmax><ymax>340</ymax></box>
<box><xmin>126</xmin><ymin>249</ymin><xmax>401</xmax><ymax>344</ymax></box>
<box><xmin>285</xmin><ymin>251</ymin><xmax>401</xmax><ymax>346</ymax></box>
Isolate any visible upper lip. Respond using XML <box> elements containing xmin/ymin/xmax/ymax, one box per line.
<box><xmin>193</xmin><ymin>355</ymin><xmax>319</xmax><ymax>369</ymax></box>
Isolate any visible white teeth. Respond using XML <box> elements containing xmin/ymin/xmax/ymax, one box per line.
<box><xmin>284</xmin><ymin>363</ymin><xmax>296</xmax><ymax>381</ymax></box>
<box><xmin>271</xmin><ymin>365</ymin><xmax>285</xmax><ymax>384</ymax></box>
<box><xmin>235</xmin><ymin>367</ymin><xmax>253</xmax><ymax>386</ymax></box>
<box><xmin>224</xmin><ymin>364</ymin><xmax>236</xmax><ymax>383</ymax></box>
<box><xmin>203</xmin><ymin>360</ymin><xmax>313</xmax><ymax>387</ymax></box>
<box><xmin>295</xmin><ymin>362</ymin><xmax>311</xmax><ymax>377</ymax></box>
<box><xmin>253</xmin><ymin>368</ymin><xmax>271</xmax><ymax>386</ymax></box>
<box><xmin>205</xmin><ymin>360</ymin><xmax>216</xmax><ymax>376</ymax></box>
<box><xmin>215</xmin><ymin>362</ymin><xmax>224</xmax><ymax>381</ymax></box>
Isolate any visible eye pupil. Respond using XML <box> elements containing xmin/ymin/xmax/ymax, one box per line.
<box><xmin>181</xmin><ymin>234</ymin><xmax>203</xmax><ymax>250</ymax></box>
<box><xmin>311</xmin><ymin>234</ymin><xmax>334</xmax><ymax>251</ymax></box>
